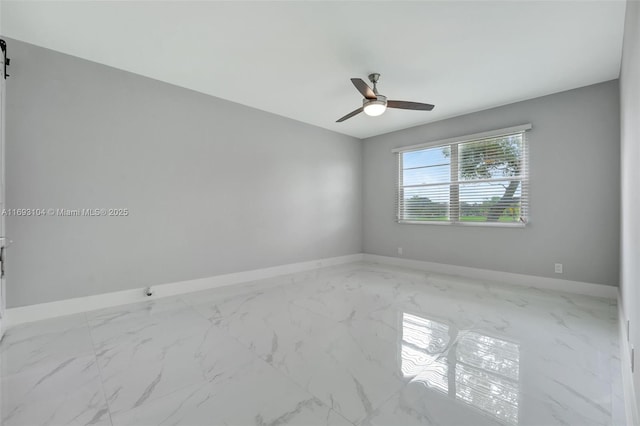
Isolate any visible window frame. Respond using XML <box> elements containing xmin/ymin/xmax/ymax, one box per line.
<box><xmin>394</xmin><ymin>124</ymin><xmax>531</xmax><ymax>227</ymax></box>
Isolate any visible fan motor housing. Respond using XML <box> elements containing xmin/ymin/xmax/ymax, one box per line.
<box><xmin>363</xmin><ymin>94</ymin><xmax>387</xmax><ymax>108</ymax></box>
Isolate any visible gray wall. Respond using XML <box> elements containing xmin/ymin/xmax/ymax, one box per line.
<box><xmin>3</xmin><ymin>38</ymin><xmax>624</xmax><ymax>309</ymax></box>
<box><xmin>363</xmin><ymin>80</ymin><xmax>620</xmax><ymax>286</ymax></box>
<box><xmin>5</xmin><ymin>40</ymin><xmax>362</xmax><ymax>307</ymax></box>
<box><xmin>620</xmin><ymin>0</ymin><xmax>640</xmax><ymax>412</ymax></box>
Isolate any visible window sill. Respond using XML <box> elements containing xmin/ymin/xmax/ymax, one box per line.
<box><xmin>397</xmin><ymin>220</ymin><xmax>526</xmax><ymax>228</ymax></box>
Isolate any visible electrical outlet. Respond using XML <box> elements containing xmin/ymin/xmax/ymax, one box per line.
<box><xmin>554</xmin><ymin>263</ymin><xmax>563</xmax><ymax>274</ymax></box>
<box><xmin>397</xmin><ymin>247</ymin><xmax>403</xmax><ymax>256</ymax></box>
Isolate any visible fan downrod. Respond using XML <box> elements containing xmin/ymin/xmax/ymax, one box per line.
<box><xmin>368</xmin><ymin>73</ymin><xmax>380</xmax><ymax>94</ymax></box>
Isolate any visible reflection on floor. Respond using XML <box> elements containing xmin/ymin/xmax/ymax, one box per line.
<box><xmin>0</xmin><ymin>262</ymin><xmax>625</xmax><ymax>425</ymax></box>
<box><xmin>402</xmin><ymin>313</ymin><xmax>520</xmax><ymax>424</ymax></box>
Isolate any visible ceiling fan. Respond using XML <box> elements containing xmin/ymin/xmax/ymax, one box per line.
<box><xmin>336</xmin><ymin>73</ymin><xmax>435</xmax><ymax>122</ymax></box>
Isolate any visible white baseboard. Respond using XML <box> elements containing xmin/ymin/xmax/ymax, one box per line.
<box><xmin>363</xmin><ymin>254</ymin><xmax>618</xmax><ymax>299</ymax></box>
<box><xmin>5</xmin><ymin>253</ymin><xmax>364</xmax><ymax>328</ymax></box>
<box><xmin>6</xmin><ymin>252</ymin><xmax>617</xmax><ymax>328</ymax></box>
<box><xmin>618</xmin><ymin>293</ymin><xmax>639</xmax><ymax>426</ymax></box>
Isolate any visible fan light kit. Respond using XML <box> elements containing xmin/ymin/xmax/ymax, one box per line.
<box><xmin>337</xmin><ymin>73</ymin><xmax>434</xmax><ymax>122</ymax></box>
<box><xmin>363</xmin><ymin>96</ymin><xmax>387</xmax><ymax>116</ymax></box>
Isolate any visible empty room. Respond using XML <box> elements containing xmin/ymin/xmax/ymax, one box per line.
<box><xmin>0</xmin><ymin>1</ymin><xmax>638</xmax><ymax>425</ymax></box>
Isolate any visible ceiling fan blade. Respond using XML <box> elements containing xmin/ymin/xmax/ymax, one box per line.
<box><xmin>351</xmin><ymin>78</ymin><xmax>377</xmax><ymax>100</ymax></box>
<box><xmin>336</xmin><ymin>107</ymin><xmax>364</xmax><ymax>122</ymax></box>
<box><xmin>387</xmin><ymin>100</ymin><xmax>435</xmax><ymax>111</ymax></box>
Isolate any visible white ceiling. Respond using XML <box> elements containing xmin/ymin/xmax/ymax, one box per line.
<box><xmin>0</xmin><ymin>1</ymin><xmax>627</xmax><ymax>139</ymax></box>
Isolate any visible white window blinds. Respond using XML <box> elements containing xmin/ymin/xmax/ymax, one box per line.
<box><xmin>396</xmin><ymin>125</ymin><xmax>530</xmax><ymax>226</ymax></box>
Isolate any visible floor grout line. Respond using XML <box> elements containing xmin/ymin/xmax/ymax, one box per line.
<box><xmin>84</xmin><ymin>310</ymin><xmax>115</xmax><ymax>426</ymax></box>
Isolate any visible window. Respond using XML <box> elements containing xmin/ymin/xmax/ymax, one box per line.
<box><xmin>395</xmin><ymin>124</ymin><xmax>530</xmax><ymax>226</ymax></box>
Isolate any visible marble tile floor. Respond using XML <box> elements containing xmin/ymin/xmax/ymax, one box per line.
<box><xmin>0</xmin><ymin>262</ymin><xmax>625</xmax><ymax>426</ymax></box>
